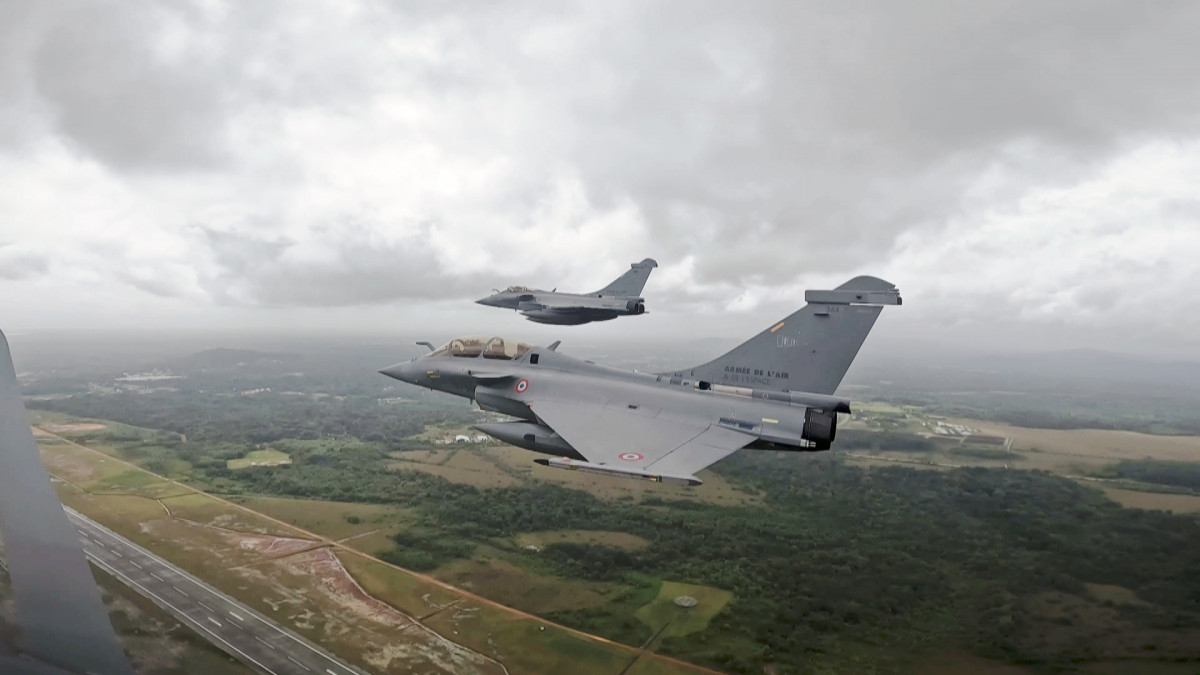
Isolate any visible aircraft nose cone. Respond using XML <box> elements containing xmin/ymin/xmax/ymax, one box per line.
<box><xmin>476</xmin><ymin>295</ymin><xmax>500</xmax><ymax>307</ymax></box>
<box><xmin>379</xmin><ymin>362</ymin><xmax>413</xmax><ymax>382</ymax></box>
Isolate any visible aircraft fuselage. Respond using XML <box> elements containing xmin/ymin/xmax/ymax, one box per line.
<box><xmin>380</xmin><ymin>345</ymin><xmax>845</xmax><ymax>463</ymax></box>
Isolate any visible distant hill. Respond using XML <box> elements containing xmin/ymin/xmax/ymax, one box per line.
<box><xmin>850</xmin><ymin>346</ymin><xmax>1200</xmax><ymax>395</ymax></box>
<box><xmin>972</xmin><ymin>348</ymin><xmax>1200</xmax><ymax>393</ymax></box>
<box><xmin>173</xmin><ymin>348</ymin><xmax>302</xmax><ymax>370</ymax></box>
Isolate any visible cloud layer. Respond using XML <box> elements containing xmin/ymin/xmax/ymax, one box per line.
<box><xmin>2</xmin><ymin>0</ymin><xmax>1198</xmax><ymax>355</ymax></box>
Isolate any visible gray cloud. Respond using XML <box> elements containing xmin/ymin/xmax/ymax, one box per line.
<box><xmin>21</xmin><ymin>1</ymin><xmax>395</xmax><ymax>171</ymax></box>
<box><xmin>0</xmin><ymin>244</ymin><xmax>49</xmax><ymax>280</ymax></box>
<box><xmin>196</xmin><ymin>223</ymin><xmax>492</xmax><ymax>307</ymax></box>
<box><xmin>368</xmin><ymin>0</ymin><xmax>1200</xmax><ymax>289</ymax></box>
<box><xmin>29</xmin><ymin>3</ymin><xmax>232</xmax><ymax>170</ymax></box>
<box><xmin>3</xmin><ymin>0</ymin><xmax>1199</xmax><ymax>355</ymax></box>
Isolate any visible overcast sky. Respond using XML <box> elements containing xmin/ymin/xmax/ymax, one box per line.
<box><xmin>2</xmin><ymin>1</ymin><xmax>1199</xmax><ymax>358</ymax></box>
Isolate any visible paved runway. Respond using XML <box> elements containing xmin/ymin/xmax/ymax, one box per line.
<box><xmin>67</xmin><ymin>507</ymin><xmax>369</xmax><ymax>675</ymax></box>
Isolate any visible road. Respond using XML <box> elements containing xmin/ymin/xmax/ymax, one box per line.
<box><xmin>67</xmin><ymin>507</ymin><xmax>370</xmax><ymax>675</ymax></box>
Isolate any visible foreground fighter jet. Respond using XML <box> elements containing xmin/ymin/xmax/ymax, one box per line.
<box><xmin>476</xmin><ymin>258</ymin><xmax>658</xmax><ymax>325</ymax></box>
<box><xmin>382</xmin><ymin>276</ymin><xmax>901</xmax><ymax>486</ymax></box>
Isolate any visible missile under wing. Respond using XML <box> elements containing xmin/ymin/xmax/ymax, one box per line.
<box><xmin>476</xmin><ymin>258</ymin><xmax>658</xmax><ymax>325</ymax></box>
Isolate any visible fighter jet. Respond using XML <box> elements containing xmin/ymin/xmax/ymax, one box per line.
<box><xmin>476</xmin><ymin>258</ymin><xmax>658</xmax><ymax>325</ymax></box>
<box><xmin>382</xmin><ymin>276</ymin><xmax>901</xmax><ymax>485</ymax></box>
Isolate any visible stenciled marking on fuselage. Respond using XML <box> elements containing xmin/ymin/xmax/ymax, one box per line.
<box><xmin>722</xmin><ymin>374</ymin><xmax>779</xmax><ymax>386</ymax></box>
<box><xmin>723</xmin><ymin>365</ymin><xmax>789</xmax><ymax>379</ymax></box>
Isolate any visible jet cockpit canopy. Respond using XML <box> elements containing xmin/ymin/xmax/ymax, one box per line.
<box><xmin>504</xmin><ymin>285</ymin><xmax>533</xmax><ymax>293</ymax></box>
<box><xmin>429</xmin><ymin>336</ymin><xmax>534</xmax><ymax>360</ymax></box>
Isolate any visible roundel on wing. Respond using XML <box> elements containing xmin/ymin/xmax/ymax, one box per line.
<box><xmin>514</xmin><ymin>378</ymin><xmax>529</xmax><ymax>394</ymax></box>
<box><xmin>619</xmin><ymin>452</ymin><xmax>643</xmax><ymax>462</ymax></box>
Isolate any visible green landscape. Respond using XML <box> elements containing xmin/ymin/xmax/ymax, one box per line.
<box><xmin>19</xmin><ymin>347</ymin><xmax>1200</xmax><ymax>674</ymax></box>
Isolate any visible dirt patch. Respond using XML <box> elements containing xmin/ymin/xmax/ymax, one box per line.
<box><xmin>951</xmin><ymin>420</ymin><xmax>1200</xmax><ymax>463</ymax></box>
<box><xmin>41</xmin><ymin>423</ymin><xmax>107</xmax><ymax>433</ymax></box>
<box><xmin>1085</xmin><ymin>583</ymin><xmax>1150</xmax><ymax>607</ymax></box>
<box><xmin>270</xmin><ymin>548</ymin><xmax>505</xmax><ymax>674</ymax></box>
<box><xmin>139</xmin><ymin>518</ymin><xmax>315</xmax><ymax>570</ymax></box>
<box><xmin>277</xmin><ymin>547</ymin><xmax>418</xmax><ymax>625</ymax></box>
<box><xmin>1099</xmin><ymin>486</ymin><xmax>1200</xmax><ymax>514</ymax></box>
<box><xmin>39</xmin><ymin>446</ymin><xmax>98</xmax><ymax>483</ymax></box>
<box><xmin>227</xmin><ymin>528</ymin><xmax>317</xmax><ymax>557</ymax></box>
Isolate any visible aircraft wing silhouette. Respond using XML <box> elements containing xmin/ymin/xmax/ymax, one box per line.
<box><xmin>0</xmin><ymin>329</ymin><xmax>135</xmax><ymax>675</ymax></box>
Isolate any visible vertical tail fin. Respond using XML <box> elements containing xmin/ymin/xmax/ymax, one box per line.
<box><xmin>593</xmin><ymin>258</ymin><xmax>658</xmax><ymax>297</ymax></box>
<box><xmin>664</xmin><ymin>276</ymin><xmax>901</xmax><ymax>395</ymax></box>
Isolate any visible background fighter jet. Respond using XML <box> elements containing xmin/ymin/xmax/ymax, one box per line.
<box><xmin>383</xmin><ymin>276</ymin><xmax>901</xmax><ymax>485</ymax></box>
<box><xmin>476</xmin><ymin>258</ymin><xmax>658</xmax><ymax>325</ymax></box>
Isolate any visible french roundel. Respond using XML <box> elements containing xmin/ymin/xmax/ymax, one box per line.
<box><xmin>619</xmin><ymin>452</ymin><xmax>643</xmax><ymax>462</ymax></box>
<box><xmin>514</xmin><ymin>378</ymin><xmax>529</xmax><ymax>394</ymax></box>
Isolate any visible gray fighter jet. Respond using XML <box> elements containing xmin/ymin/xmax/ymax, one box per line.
<box><xmin>476</xmin><ymin>258</ymin><xmax>658</xmax><ymax>325</ymax></box>
<box><xmin>382</xmin><ymin>275</ymin><xmax>901</xmax><ymax>485</ymax></box>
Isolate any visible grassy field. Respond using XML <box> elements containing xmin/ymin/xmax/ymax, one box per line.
<box><xmin>412</xmin><ymin>422</ymin><xmax>487</xmax><ymax>442</ymax></box>
<box><xmin>32</xmin><ymin>403</ymin><xmax>1200</xmax><ymax>674</ymax></box>
<box><xmin>161</xmin><ymin>493</ymin><xmax>303</xmax><ymax>538</ymax></box>
<box><xmin>39</xmin><ymin>439</ymin><xmax>134</xmax><ymax>484</ymax></box>
<box><xmin>434</xmin><ymin>555</ymin><xmax>627</xmax><ymax>614</ymax></box>
<box><xmin>514</xmin><ymin>530</ymin><xmax>651</xmax><ymax>551</ymax></box>
<box><xmin>227</xmin><ymin>448</ymin><xmax>291</xmax><ymax>469</ymax></box>
<box><xmin>341</xmin><ymin>553</ymin><xmax>709</xmax><ymax>675</ymax></box>
<box><xmin>337</xmin><ymin>550</ymin><xmax>462</xmax><ymax>616</ymax></box>
<box><xmin>634</xmin><ymin>581</ymin><xmax>733</xmax><ymax>641</ymax></box>
<box><xmin>422</xmin><ymin>599</ymin><xmax>637</xmax><ymax>675</ymax></box>
<box><xmin>389</xmin><ymin>447</ymin><xmax>521</xmax><ymax>488</ymax></box>
<box><xmin>854</xmin><ymin>396</ymin><xmax>907</xmax><ymax>413</ymax></box>
<box><xmin>33</xmin><ymin>416</ymin><xmax>720</xmax><ymax>675</ymax></box>
<box><xmin>231</xmin><ymin>495</ymin><xmax>415</xmax><ymax>543</ymax></box>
